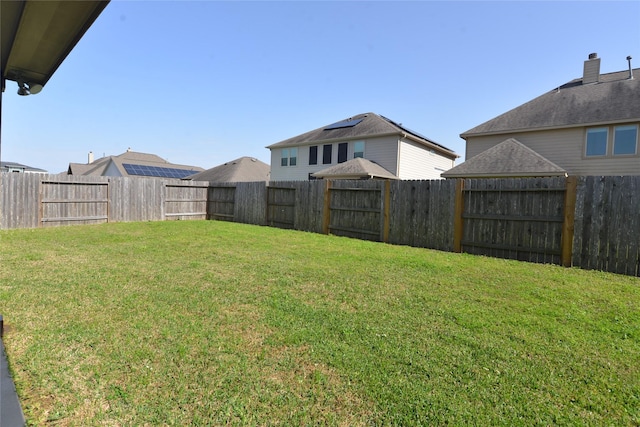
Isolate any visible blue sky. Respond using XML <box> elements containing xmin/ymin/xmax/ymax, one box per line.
<box><xmin>2</xmin><ymin>0</ymin><xmax>639</xmax><ymax>173</ymax></box>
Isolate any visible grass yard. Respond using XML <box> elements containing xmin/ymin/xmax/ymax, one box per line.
<box><xmin>0</xmin><ymin>220</ymin><xmax>638</xmax><ymax>426</ymax></box>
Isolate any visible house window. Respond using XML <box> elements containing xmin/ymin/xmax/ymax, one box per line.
<box><xmin>290</xmin><ymin>148</ymin><xmax>297</xmax><ymax>166</ymax></box>
<box><xmin>323</xmin><ymin>144</ymin><xmax>332</xmax><ymax>164</ymax></box>
<box><xmin>280</xmin><ymin>148</ymin><xmax>297</xmax><ymax>167</ymax></box>
<box><xmin>585</xmin><ymin>127</ymin><xmax>608</xmax><ymax>157</ymax></box>
<box><xmin>309</xmin><ymin>146</ymin><xmax>318</xmax><ymax>165</ymax></box>
<box><xmin>354</xmin><ymin>141</ymin><xmax>365</xmax><ymax>158</ymax></box>
<box><xmin>338</xmin><ymin>143</ymin><xmax>348</xmax><ymax>163</ymax></box>
<box><xmin>613</xmin><ymin>125</ymin><xmax>638</xmax><ymax>155</ymax></box>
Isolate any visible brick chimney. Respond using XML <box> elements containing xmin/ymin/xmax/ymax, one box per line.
<box><xmin>583</xmin><ymin>52</ymin><xmax>601</xmax><ymax>84</ymax></box>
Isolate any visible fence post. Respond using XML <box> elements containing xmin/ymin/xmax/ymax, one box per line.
<box><xmin>561</xmin><ymin>175</ymin><xmax>578</xmax><ymax>267</ymax></box>
<box><xmin>382</xmin><ymin>179</ymin><xmax>391</xmax><ymax>243</ymax></box>
<box><xmin>453</xmin><ymin>178</ymin><xmax>465</xmax><ymax>252</ymax></box>
<box><xmin>322</xmin><ymin>180</ymin><xmax>331</xmax><ymax>234</ymax></box>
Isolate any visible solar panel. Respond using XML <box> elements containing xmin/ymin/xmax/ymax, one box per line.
<box><xmin>324</xmin><ymin>118</ymin><xmax>363</xmax><ymax>130</ymax></box>
<box><xmin>122</xmin><ymin>163</ymin><xmax>197</xmax><ymax>179</ymax></box>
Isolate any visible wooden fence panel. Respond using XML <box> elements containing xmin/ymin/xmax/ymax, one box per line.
<box><xmin>328</xmin><ymin>180</ymin><xmax>383</xmax><ymax>241</ymax></box>
<box><xmin>109</xmin><ymin>177</ymin><xmax>164</xmax><ymax>222</ymax></box>
<box><xmin>292</xmin><ymin>180</ymin><xmax>325</xmax><ymax>234</ymax></box>
<box><xmin>267</xmin><ymin>184</ymin><xmax>296</xmax><ymax>229</ymax></box>
<box><xmin>40</xmin><ymin>178</ymin><xmax>109</xmax><ymax>227</ymax></box>
<box><xmin>234</xmin><ymin>181</ymin><xmax>267</xmax><ymax>225</ymax></box>
<box><xmin>164</xmin><ymin>181</ymin><xmax>208</xmax><ymax>220</ymax></box>
<box><xmin>460</xmin><ymin>177</ymin><xmax>567</xmax><ymax>264</ymax></box>
<box><xmin>573</xmin><ymin>176</ymin><xmax>640</xmax><ymax>276</ymax></box>
<box><xmin>208</xmin><ymin>184</ymin><xmax>236</xmax><ymax>221</ymax></box>
<box><xmin>0</xmin><ymin>172</ymin><xmax>41</xmax><ymax>229</ymax></box>
<box><xmin>388</xmin><ymin>180</ymin><xmax>456</xmax><ymax>251</ymax></box>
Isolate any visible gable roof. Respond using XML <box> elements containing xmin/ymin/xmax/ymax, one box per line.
<box><xmin>68</xmin><ymin>150</ymin><xmax>204</xmax><ymax>178</ymax></box>
<box><xmin>441</xmin><ymin>138</ymin><xmax>567</xmax><ymax>178</ymax></box>
<box><xmin>268</xmin><ymin>112</ymin><xmax>458</xmax><ymax>159</ymax></box>
<box><xmin>185</xmin><ymin>157</ymin><xmax>270</xmax><ymax>182</ymax></box>
<box><xmin>461</xmin><ymin>68</ymin><xmax>640</xmax><ymax>138</ymax></box>
<box><xmin>311</xmin><ymin>157</ymin><xmax>398</xmax><ymax>180</ymax></box>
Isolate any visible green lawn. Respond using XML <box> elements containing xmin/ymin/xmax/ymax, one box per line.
<box><xmin>0</xmin><ymin>221</ymin><xmax>638</xmax><ymax>426</ymax></box>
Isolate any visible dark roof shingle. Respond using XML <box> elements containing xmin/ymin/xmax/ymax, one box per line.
<box><xmin>441</xmin><ymin>138</ymin><xmax>567</xmax><ymax>178</ymax></box>
<box><xmin>462</xmin><ymin>69</ymin><xmax>640</xmax><ymax>137</ymax></box>
<box><xmin>311</xmin><ymin>157</ymin><xmax>398</xmax><ymax>180</ymax></box>
<box><xmin>186</xmin><ymin>157</ymin><xmax>269</xmax><ymax>182</ymax></box>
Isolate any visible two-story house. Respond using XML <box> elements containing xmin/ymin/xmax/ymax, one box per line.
<box><xmin>267</xmin><ymin>112</ymin><xmax>458</xmax><ymax>181</ymax></box>
<box><xmin>443</xmin><ymin>53</ymin><xmax>640</xmax><ymax>178</ymax></box>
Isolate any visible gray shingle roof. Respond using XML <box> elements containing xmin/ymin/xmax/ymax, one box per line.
<box><xmin>1</xmin><ymin>161</ymin><xmax>47</xmax><ymax>173</ymax></box>
<box><xmin>185</xmin><ymin>157</ymin><xmax>270</xmax><ymax>182</ymax></box>
<box><xmin>68</xmin><ymin>151</ymin><xmax>203</xmax><ymax>177</ymax></box>
<box><xmin>441</xmin><ymin>138</ymin><xmax>567</xmax><ymax>178</ymax></box>
<box><xmin>461</xmin><ymin>68</ymin><xmax>640</xmax><ymax>137</ymax></box>
<box><xmin>311</xmin><ymin>157</ymin><xmax>398</xmax><ymax>180</ymax></box>
<box><xmin>268</xmin><ymin>112</ymin><xmax>458</xmax><ymax>159</ymax></box>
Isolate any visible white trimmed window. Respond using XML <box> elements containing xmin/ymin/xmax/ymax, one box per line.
<box><xmin>613</xmin><ymin>125</ymin><xmax>638</xmax><ymax>155</ymax></box>
<box><xmin>280</xmin><ymin>148</ymin><xmax>298</xmax><ymax>167</ymax></box>
<box><xmin>585</xmin><ymin>127</ymin><xmax>608</xmax><ymax>157</ymax></box>
<box><xmin>354</xmin><ymin>141</ymin><xmax>365</xmax><ymax>158</ymax></box>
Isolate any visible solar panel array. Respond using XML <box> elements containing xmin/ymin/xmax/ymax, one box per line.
<box><xmin>122</xmin><ymin>163</ymin><xmax>197</xmax><ymax>179</ymax></box>
<box><xmin>324</xmin><ymin>118</ymin><xmax>364</xmax><ymax>130</ymax></box>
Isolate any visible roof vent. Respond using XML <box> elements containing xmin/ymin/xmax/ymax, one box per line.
<box><xmin>627</xmin><ymin>56</ymin><xmax>634</xmax><ymax>80</ymax></box>
<box><xmin>583</xmin><ymin>53</ymin><xmax>601</xmax><ymax>84</ymax></box>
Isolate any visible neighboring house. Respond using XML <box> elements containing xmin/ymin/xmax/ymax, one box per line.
<box><xmin>452</xmin><ymin>53</ymin><xmax>640</xmax><ymax>177</ymax></box>
<box><xmin>67</xmin><ymin>149</ymin><xmax>204</xmax><ymax>178</ymax></box>
<box><xmin>0</xmin><ymin>161</ymin><xmax>47</xmax><ymax>174</ymax></box>
<box><xmin>185</xmin><ymin>156</ymin><xmax>270</xmax><ymax>182</ymax></box>
<box><xmin>267</xmin><ymin>112</ymin><xmax>458</xmax><ymax>181</ymax></box>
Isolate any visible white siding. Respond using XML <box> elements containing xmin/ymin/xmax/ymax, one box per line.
<box><xmin>361</xmin><ymin>136</ymin><xmax>399</xmax><ymax>175</ymax></box>
<box><xmin>397</xmin><ymin>139</ymin><xmax>456</xmax><ymax>180</ymax></box>
<box><xmin>269</xmin><ymin>136</ymin><xmax>401</xmax><ymax>181</ymax></box>
<box><xmin>466</xmin><ymin>125</ymin><xmax>640</xmax><ymax>176</ymax></box>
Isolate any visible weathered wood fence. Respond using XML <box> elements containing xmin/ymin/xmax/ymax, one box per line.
<box><xmin>1</xmin><ymin>173</ymin><xmax>638</xmax><ymax>277</ymax></box>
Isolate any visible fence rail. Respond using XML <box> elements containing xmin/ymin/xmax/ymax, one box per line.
<box><xmin>1</xmin><ymin>173</ymin><xmax>638</xmax><ymax>277</ymax></box>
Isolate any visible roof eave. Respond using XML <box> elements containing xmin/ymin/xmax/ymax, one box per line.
<box><xmin>461</xmin><ymin>117</ymin><xmax>640</xmax><ymax>139</ymax></box>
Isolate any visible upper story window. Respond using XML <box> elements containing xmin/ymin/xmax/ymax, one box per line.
<box><xmin>585</xmin><ymin>125</ymin><xmax>639</xmax><ymax>157</ymax></box>
<box><xmin>309</xmin><ymin>146</ymin><xmax>318</xmax><ymax>165</ymax></box>
<box><xmin>613</xmin><ymin>125</ymin><xmax>638</xmax><ymax>155</ymax></box>
<box><xmin>323</xmin><ymin>144</ymin><xmax>332</xmax><ymax>164</ymax></box>
<box><xmin>281</xmin><ymin>148</ymin><xmax>297</xmax><ymax>167</ymax></box>
<box><xmin>585</xmin><ymin>127</ymin><xmax>608</xmax><ymax>157</ymax></box>
<box><xmin>338</xmin><ymin>143</ymin><xmax>348</xmax><ymax>163</ymax></box>
<box><xmin>354</xmin><ymin>141</ymin><xmax>365</xmax><ymax>158</ymax></box>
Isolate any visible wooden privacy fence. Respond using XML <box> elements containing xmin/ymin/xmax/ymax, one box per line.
<box><xmin>1</xmin><ymin>173</ymin><xmax>638</xmax><ymax>277</ymax></box>
<box><xmin>40</xmin><ymin>179</ymin><xmax>110</xmax><ymax>226</ymax></box>
<box><xmin>453</xmin><ymin>177</ymin><xmax>577</xmax><ymax>266</ymax></box>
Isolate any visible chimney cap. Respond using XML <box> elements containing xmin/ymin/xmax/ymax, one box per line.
<box><xmin>588</xmin><ymin>52</ymin><xmax>598</xmax><ymax>60</ymax></box>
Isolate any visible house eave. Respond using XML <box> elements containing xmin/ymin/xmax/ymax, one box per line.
<box><xmin>460</xmin><ymin>117</ymin><xmax>640</xmax><ymax>140</ymax></box>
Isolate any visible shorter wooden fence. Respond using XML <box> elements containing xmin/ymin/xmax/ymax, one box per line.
<box><xmin>1</xmin><ymin>173</ymin><xmax>638</xmax><ymax>277</ymax></box>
